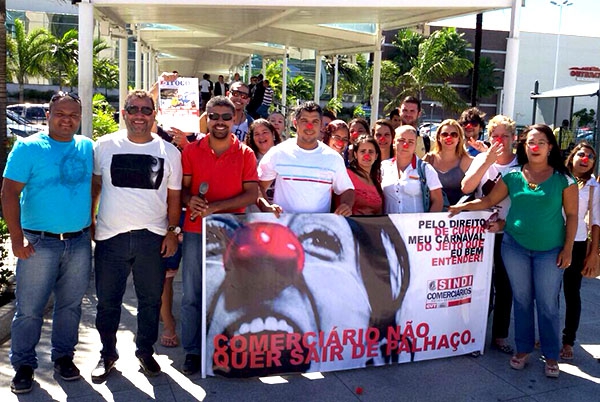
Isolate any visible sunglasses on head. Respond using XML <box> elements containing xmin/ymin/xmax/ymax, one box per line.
<box><xmin>440</xmin><ymin>131</ymin><xmax>459</xmax><ymax>138</ymax></box>
<box><xmin>208</xmin><ymin>112</ymin><xmax>234</xmax><ymax>121</ymax></box>
<box><xmin>125</xmin><ymin>105</ymin><xmax>154</xmax><ymax>116</ymax></box>
<box><xmin>231</xmin><ymin>90</ymin><xmax>249</xmax><ymax>100</ymax></box>
<box><xmin>51</xmin><ymin>91</ymin><xmax>81</xmax><ymax>103</ymax></box>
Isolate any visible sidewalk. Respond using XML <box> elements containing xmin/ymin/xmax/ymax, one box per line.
<box><xmin>1</xmin><ymin>270</ymin><xmax>599</xmax><ymax>402</ymax></box>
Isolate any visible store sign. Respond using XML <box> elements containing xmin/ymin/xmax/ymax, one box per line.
<box><xmin>569</xmin><ymin>66</ymin><xmax>600</xmax><ymax>81</ymax></box>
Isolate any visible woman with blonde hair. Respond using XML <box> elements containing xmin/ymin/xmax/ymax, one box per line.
<box><xmin>424</xmin><ymin>119</ymin><xmax>473</xmax><ymax>205</ymax></box>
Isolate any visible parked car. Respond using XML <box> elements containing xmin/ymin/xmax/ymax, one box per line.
<box><xmin>418</xmin><ymin>122</ymin><xmax>439</xmax><ymax>140</ymax></box>
<box><xmin>7</xmin><ymin>109</ymin><xmax>45</xmax><ymax>138</ymax></box>
<box><xmin>7</xmin><ymin>103</ymin><xmax>49</xmax><ymax>125</ymax></box>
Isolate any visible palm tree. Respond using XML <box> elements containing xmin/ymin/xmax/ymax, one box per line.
<box><xmin>389</xmin><ymin>27</ymin><xmax>472</xmax><ymax>114</ymax></box>
<box><xmin>6</xmin><ymin>19</ymin><xmax>53</xmax><ymax>103</ymax></box>
<box><xmin>45</xmin><ymin>28</ymin><xmax>79</xmax><ymax>90</ymax></box>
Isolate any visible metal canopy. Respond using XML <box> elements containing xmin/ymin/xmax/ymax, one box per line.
<box><xmin>92</xmin><ymin>0</ymin><xmax>512</xmax><ymax>77</ymax></box>
<box><xmin>530</xmin><ymin>82</ymin><xmax>600</xmax><ymax>99</ymax></box>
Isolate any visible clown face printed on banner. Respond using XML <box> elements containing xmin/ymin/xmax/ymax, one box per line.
<box><xmin>205</xmin><ymin>213</ymin><xmax>411</xmax><ymax>377</ymax></box>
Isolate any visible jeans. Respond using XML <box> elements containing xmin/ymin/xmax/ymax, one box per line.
<box><xmin>181</xmin><ymin>232</ymin><xmax>203</xmax><ymax>355</ymax></box>
<box><xmin>94</xmin><ymin>230</ymin><xmax>165</xmax><ymax>359</ymax></box>
<box><xmin>10</xmin><ymin>230</ymin><xmax>92</xmax><ymax>369</ymax></box>
<box><xmin>501</xmin><ymin>233</ymin><xmax>564</xmax><ymax>360</ymax></box>
<box><xmin>562</xmin><ymin>240</ymin><xmax>587</xmax><ymax>346</ymax></box>
<box><xmin>491</xmin><ymin>233</ymin><xmax>513</xmax><ymax>340</ymax></box>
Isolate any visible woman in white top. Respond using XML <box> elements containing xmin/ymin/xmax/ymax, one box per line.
<box><xmin>381</xmin><ymin>125</ymin><xmax>443</xmax><ymax>213</ymax></box>
<box><xmin>560</xmin><ymin>142</ymin><xmax>600</xmax><ymax>360</ymax></box>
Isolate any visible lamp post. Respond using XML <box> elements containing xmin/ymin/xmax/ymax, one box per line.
<box><xmin>551</xmin><ymin>0</ymin><xmax>573</xmax><ymax>89</ymax></box>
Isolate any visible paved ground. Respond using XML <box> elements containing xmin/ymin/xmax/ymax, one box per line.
<box><xmin>1</xmin><ymin>270</ymin><xmax>599</xmax><ymax>402</ymax></box>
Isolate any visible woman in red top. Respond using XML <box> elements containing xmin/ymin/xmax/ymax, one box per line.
<box><xmin>347</xmin><ymin>135</ymin><xmax>383</xmax><ymax>215</ymax></box>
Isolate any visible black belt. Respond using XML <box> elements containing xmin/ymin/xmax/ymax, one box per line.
<box><xmin>24</xmin><ymin>227</ymin><xmax>89</xmax><ymax>240</ymax></box>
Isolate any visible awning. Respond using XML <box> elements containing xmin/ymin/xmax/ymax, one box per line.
<box><xmin>92</xmin><ymin>0</ymin><xmax>513</xmax><ymax>76</ymax></box>
<box><xmin>531</xmin><ymin>82</ymin><xmax>600</xmax><ymax>99</ymax></box>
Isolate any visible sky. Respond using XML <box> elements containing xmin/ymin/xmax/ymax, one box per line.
<box><xmin>434</xmin><ymin>0</ymin><xmax>600</xmax><ymax>38</ymax></box>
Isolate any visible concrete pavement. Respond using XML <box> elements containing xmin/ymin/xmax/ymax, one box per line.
<box><xmin>1</xmin><ymin>270</ymin><xmax>599</xmax><ymax>401</ymax></box>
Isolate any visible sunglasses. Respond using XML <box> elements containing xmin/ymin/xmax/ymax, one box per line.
<box><xmin>125</xmin><ymin>105</ymin><xmax>154</xmax><ymax>116</ymax></box>
<box><xmin>331</xmin><ymin>135</ymin><xmax>349</xmax><ymax>143</ymax></box>
<box><xmin>576</xmin><ymin>151</ymin><xmax>595</xmax><ymax>159</ymax></box>
<box><xmin>208</xmin><ymin>112</ymin><xmax>234</xmax><ymax>121</ymax></box>
<box><xmin>51</xmin><ymin>91</ymin><xmax>81</xmax><ymax>103</ymax></box>
<box><xmin>461</xmin><ymin>121</ymin><xmax>478</xmax><ymax>127</ymax></box>
<box><xmin>440</xmin><ymin>132</ymin><xmax>459</xmax><ymax>138</ymax></box>
<box><xmin>231</xmin><ymin>90</ymin><xmax>249</xmax><ymax>100</ymax></box>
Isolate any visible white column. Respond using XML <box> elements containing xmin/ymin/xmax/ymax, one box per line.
<box><xmin>282</xmin><ymin>47</ymin><xmax>288</xmax><ymax>108</ymax></box>
<box><xmin>371</xmin><ymin>27</ymin><xmax>383</xmax><ymax>126</ymax></box>
<box><xmin>501</xmin><ymin>0</ymin><xmax>522</xmax><ymax>118</ymax></box>
<box><xmin>333</xmin><ymin>55</ymin><xmax>339</xmax><ymax>99</ymax></box>
<box><xmin>78</xmin><ymin>0</ymin><xmax>94</xmax><ymax>138</ymax></box>
<box><xmin>314</xmin><ymin>52</ymin><xmax>321</xmax><ymax>104</ymax></box>
<box><xmin>262</xmin><ymin>56</ymin><xmax>267</xmax><ymax>77</ymax></box>
<box><xmin>248</xmin><ymin>54</ymin><xmax>253</xmax><ymax>80</ymax></box>
<box><xmin>119</xmin><ymin>37</ymin><xmax>128</xmax><ymax>129</ymax></box>
<box><xmin>142</xmin><ymin>47</ymin><xmax>148</xmax><ymax>90</ymax></box>
<box><xmin>135</xmin><ymin>31</ymin><xmax>142</xmax><ymax>89</ymax></box>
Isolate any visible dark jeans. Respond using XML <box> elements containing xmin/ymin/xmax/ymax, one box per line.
<box><xmin>491</xmin><ymin>233</ymin><xmax>513</xmax><ymax>340</ymax></box>
<box><xmin>95</xmin><ymin>230</ymin><xmax>165</xmax><ymax>359</ymax></box>
<box><xmin>562</xmin><ymin>240</ymin><xmax>587</xmax><ymax>346</ymax></box>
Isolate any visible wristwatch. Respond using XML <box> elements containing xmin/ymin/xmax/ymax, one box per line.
<box><xmin>167</xmin><ymin>225</ymin><xmax>182</xmax><ymax>235</ymax></box>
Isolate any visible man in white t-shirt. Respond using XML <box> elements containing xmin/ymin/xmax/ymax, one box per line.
<box><xmin>258</xmin><ymin>101</ymin><xmax>354</xmax><ymax>215</ymax></box>
<box><xmin>91</xmin><ymin>90</ymin><xmax>182</xmax><ymax>381</ymax></box>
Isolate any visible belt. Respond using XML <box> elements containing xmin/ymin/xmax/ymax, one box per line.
<box><xmin>24</xmin><ymin>227</ymin><xmax>89</xmax><ymax>240</ymax></box>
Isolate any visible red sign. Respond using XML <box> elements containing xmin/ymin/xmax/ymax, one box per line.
<box><xmin>569</xmin><ymin>66</ymin><xmax>600</xmax><ymax>79</ymax></box>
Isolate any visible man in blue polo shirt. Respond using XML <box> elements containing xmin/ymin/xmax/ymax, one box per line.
<box><xmin>2</xmin><ymin>92</ymin><xmax>93</xmax><ymax>394</ymax></box>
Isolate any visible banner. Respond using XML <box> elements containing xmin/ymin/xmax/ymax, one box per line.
<box><xmin>157</xmin><ymin>76</ymin><xmax>200</xmax><ymax>132</ymax></box>
<box><xmin>203</xmin><ymin>212</ymin><xmax>495</xmax><ymax>378</ymax></box>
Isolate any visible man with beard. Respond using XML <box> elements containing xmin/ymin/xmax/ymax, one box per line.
<box><xmin>91</xmin><ymin>90</ymin><xmax>182</xmax><ymax>381</ymax></box>
<box><xmin>180</xmin><ymin>96</ymin><xmax>259</xmax><ymax>375</ymax></box>
<box><xmin>399</xmin><ymin>96</ymin><xmax>429</xmax><ymax>158</ymax></box>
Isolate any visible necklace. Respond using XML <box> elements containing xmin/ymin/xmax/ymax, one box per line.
<box><xmin>527</xmin><ymin>182</ymin><xmax>539</xmax><ymax>191</ymax></box>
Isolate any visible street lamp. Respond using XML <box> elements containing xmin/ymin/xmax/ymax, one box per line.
<box><xmin>550</xmin><ymin>0</ymin><xmax>573</xmax><ymax>89</ymax></box>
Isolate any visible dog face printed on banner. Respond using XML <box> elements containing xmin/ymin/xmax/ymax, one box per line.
<box><xmin>205</xmin><ymin>214</ymin><xmax>410</xmax><ymax>377</ymax></box>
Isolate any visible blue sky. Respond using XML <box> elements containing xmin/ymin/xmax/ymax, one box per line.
<box><xmin>434</xmin><ymin>0</ymin><xmax>600</xmax><ymax>38</ymax></box>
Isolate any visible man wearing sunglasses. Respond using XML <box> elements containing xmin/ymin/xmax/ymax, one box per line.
<box><xmin>179</xmin><ymin>95</ymin><xmax>258</xmax><ymax>375</ymax></box>
<box><xmin>3</xmin><ymin>92</ymin><xmax>93</xmax><ymax>394</ymax></box>
<box><xmin>91</xmin><ymin>90</ymin><xmax>183</xmax><ymax>381</ymax></box>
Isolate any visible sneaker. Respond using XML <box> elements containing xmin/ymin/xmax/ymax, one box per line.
<box><xmin>54</xmin><ymin>356</ymin><xmax>81</xmax><ymax>381</ymax></box>
<box><xmin>138</xmin><ymin>354</ymin><xmax>161</xmax><ymax>377</ymax></box>
<box><xmin>181</xmin><ymin>354</ymin><xmax>201</xmax><ymax>375</ymax></box>
<box><xmin>91</xmin><ymin>358</ymin><xmax>116</xmax><ymax>382</ymax></box>
<box><xmin>11</xmin><ymin>365</ymin><xmax>34</xmax><ymax>394</ymax></box>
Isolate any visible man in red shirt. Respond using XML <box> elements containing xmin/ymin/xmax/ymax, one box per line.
<box><xmin>179</xmin><ymin>96</ymin><xmax>258</xmax><ymax>375</ymax></box>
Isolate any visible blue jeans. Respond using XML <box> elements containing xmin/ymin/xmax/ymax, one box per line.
<box><xmin>94</xmin><ymin>230</ymin><xmax>165</xmax><ymax>359</ymax></box>
<box><xmin>10</xmin><ymin>230</ymin><xmax>92</xmax><ymax>369</ymax></box>
<box><xmin>256</xmin><ymin>104</ymin><xmax>270</xmax><ymax>119</ymax></box>
<box><xmin>501</xmin><ymin>233</ymin><xmax>564</xmax><ymax>360</ymax></box>
<box><xmin>181</xmin><ymin>232</ymin><xmax>203</xmax><ymax>355</ymax></box>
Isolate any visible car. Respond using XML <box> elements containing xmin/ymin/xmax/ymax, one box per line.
<box><xmin>7</xmin><ymin>109</ymin><xmax>45</xmax><ymax>138</ymax></box>
<box><xmin>418</xmin><ymin>122</ymin><xmax>439</xmax><ymax>140</ymax></box>
<box><xmin>7</xmin><ymin>103</ymin><xmax>49</xmax><ymax>125</ymax></box>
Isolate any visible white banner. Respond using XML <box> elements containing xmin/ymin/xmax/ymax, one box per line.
<box><xmin>203</xmin><ymin>212</ymin><xmax>494</xmax><ymax>377</ymax></box>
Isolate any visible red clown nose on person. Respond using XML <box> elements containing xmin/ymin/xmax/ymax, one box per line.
<box><xmin>530</xmin><ymin>144</ymin><xmax>539</xmax><ymax>152</ymax></box>
<box><xmin>363</xmin><ymin>154</ymin><xmax>372</xmax><ymax>162</ymax></box>
<box><xmin>305</xmin><ymin>123</ymin><xmax>314</xmax><ymax>130</ymax></box>
<box><xmin>402</xmin><ymin>141</ymin><xmax>409</xmax><ymax>149</ymax></box>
